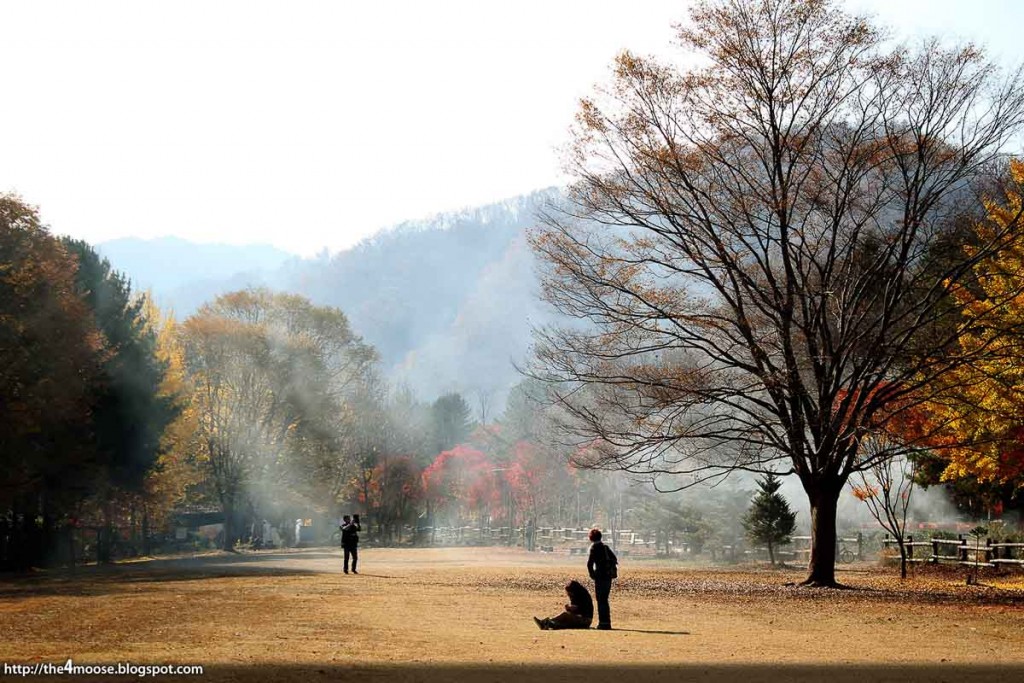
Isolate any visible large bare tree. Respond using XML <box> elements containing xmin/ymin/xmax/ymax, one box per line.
<box><xmin>530</xmin><ymin>0</ymin><xmax>1024</xmax><ymax>585</ymax></box>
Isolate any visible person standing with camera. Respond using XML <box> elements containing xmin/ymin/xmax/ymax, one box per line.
<box><xmin>587</xmin><ymin>528</ymin><xmax>617</xmax><ymax>630</ymax></box>
<box><xmin>340</xmin><ymin>514</ymin><xmax>361</xmax><ymax>574</ymax></box>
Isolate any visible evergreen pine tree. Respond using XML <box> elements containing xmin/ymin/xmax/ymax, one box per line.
<box><xmin>63</xmin><ymin>239</ymin><xmax>178</xmax><ymax>561</ymax></box>
<box><xmin>742</xmin><ymin>472</ymin><xmax>797</xmax><ymax>566</ymax></box>
<box><xmin>429</xmin><ymin>392</ymin><xmax>473</xmax><ymax>455</ymax></box>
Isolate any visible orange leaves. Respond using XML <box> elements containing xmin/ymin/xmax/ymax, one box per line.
<box><xmin>613</xmin><ymin>50</ymin><xmax>643</xmax><ymax>81</ymax></box>
<box><xmin>833</xmin><ymin>383</ymin><xmax>935</xmax><ymax>448</ymax></box>
<box><xmin>367</xmin><ymin>455</ymin><xmax>423</xmax><ymax>512</ymax></box>
<box><xmin>0</xmin><ymin>194</ymin><xmax>106</xmax><ymax>449</ymax></box>
<box><xmin>576</xmin><ymin>97</ymin><xmax>607</xmax><ymax>135</ymax></box>
<box><xmin>422</xmin><ymin>445</ymin><xmax>499</xmax><ymax>516</ymax></box>
<box><xmin>850</xmin><ymin>484</ymin><xmax>879</xmax><ymax>502</ymax></box>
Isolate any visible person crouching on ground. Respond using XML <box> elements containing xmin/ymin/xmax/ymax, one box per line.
<box><xmin>533</xmin><ymin>580</ymin><xmax>593</xmax><ymax>630</ymax></box>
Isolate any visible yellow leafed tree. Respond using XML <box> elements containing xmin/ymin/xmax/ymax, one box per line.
<box><xmin>141</xmin><ymin>296</ymin><xmax>201</xmax><ymax>528</ymax></box>
<box><xmin>933</xmin><ymin>160</ymin><xmax>1024</xmax><ymax>486</ymax></box>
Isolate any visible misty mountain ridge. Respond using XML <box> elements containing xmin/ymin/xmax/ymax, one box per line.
<box><xmin>96</xmin><ymin>236</ymin><xmax>295</xmax><ymax>314</ymax></box>
<box><xmin>98</xmin><ymin>188</ymin><xmax>564</xmax><ymax>407</ymax></box>
<box><xmin>97</xmin><ymin>236</ymin><xmax>294</xmax><ymax>291</ymax></box>
<box><xmin>383</xmin><ymin>192</ymin><xmax>545</xmax><ymax>235</ymax></box>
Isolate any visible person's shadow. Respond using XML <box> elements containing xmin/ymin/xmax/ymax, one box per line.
<box><xmin>342</xmin><ymin>573</ymin><xmax>395</xmax><ymax>579</ymax></box>
<box><xmin>609</xmin><ymin>628</ymin><xmax>690</xmax><ymax>635</ymax></box>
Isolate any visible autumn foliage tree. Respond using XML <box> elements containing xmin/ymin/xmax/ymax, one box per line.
<box><xmin>182</xmin><ymin>289</ymin><xmax>375</xmax><ymax>548</ymax></box>
<box><xmin>0</xmin><ymin>195</ymin><xmax>106</xmax><ymax>568</ymax></box>
<box><xmin>851</xmin><ymin>451</ymin><xmax>918</xmax><ymax>579</ymax></box>
<box><xmin>367</xmin><ymin>455</ymin><xmax>423</xmax><ymax>542</ymax></box>
<box><xmin>138</xmin><ymin>304</ymin><xmax>201</xmax><ymax>548</ymax></box>
<box><xmin>505</xmin><ymin>441</ymin><xmax>546</xmax><ymax>524</ymax></box>
<box><xmin>421</xmin><ymin>445</ymin><xmax>499</xmax><ymax>531</ymax></box>
<box><xmin>505</xmin><ymin>440</ymin><xmax>575</xmax><ymax>527</ymax></box>
<box><xmin>923</xmin><ymin>160</ymin><xmax>1024</xmax><ymax>490</ymax></box>
<box><xmin>843</xmin><ymin>387</ymin><xmax>932</xmax><ymax>579</ymax></box>
<box><xmin>530</xmin><ymin>0</ymin><xmax>1024</xmax><ymax>585</ymax></box>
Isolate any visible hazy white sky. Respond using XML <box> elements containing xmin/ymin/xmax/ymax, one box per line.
<box><xmin>2</xmin><ymin>0</ymin><xmax>1022</xmax><ymax>256</ymax></box>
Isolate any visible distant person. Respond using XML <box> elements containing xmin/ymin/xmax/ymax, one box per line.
<box><xmin>533</xmin><ymin>580</ymin><xmax>593</xmax><ymax>630</ymax></box>
<box><xmin>587</xmin><ymin>528</ymin><xmax>617</xmax><ymax>630</ymax></box>
<box><xmin>340</xmin><ymin>514</ymin><xmax>361</xmax><ymax>574</ymax></box>
<box><xmin>525</xmin><ymin>518</ymin><xmax>536</xmax><ymax>552</ymax></box>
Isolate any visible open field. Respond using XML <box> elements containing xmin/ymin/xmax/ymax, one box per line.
<box><xmin>2</xmin><ymin>547</ymin><xmax>1024</xmax><ymax>682</ymax></box>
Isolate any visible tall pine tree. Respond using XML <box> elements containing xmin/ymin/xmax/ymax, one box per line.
<box><xmin>429</xmin><ymin>393</ymin><xmax>473</xmax><ymax>456</ymax></box>
<box><xmin>743</xmin><ymin>473</ymin><xmax>797</xmax><ymax>566</ymax></box>
<box><xmin>63</xmin><ymin>239</ymin><xmax>177</xmax><ymax>561</ymax></box>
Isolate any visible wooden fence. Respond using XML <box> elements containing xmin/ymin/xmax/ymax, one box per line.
<box><xmin>418</xmin><ymin>526</ymin><xmax>871</xmax><ymax>564</ymax></box>
<box><xmin>751</xmin><ymin>533</ymin><xmax>864</xmax><ymax>564</ymax></box>
<box><xmin>882</xmin><ymin>534</ymin><xmax>1024</xmax><ymax>568</ymax></box>
<box><xmin>417</xmin><ymin>525</ymin><xmax>664</xmax><ymax>555</ymax></box>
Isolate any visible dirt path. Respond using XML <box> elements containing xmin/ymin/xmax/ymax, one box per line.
<box><xmin>1</xmin><ymin>547</ymin><xmax>1023</xmax><ymax>682</ymax></box>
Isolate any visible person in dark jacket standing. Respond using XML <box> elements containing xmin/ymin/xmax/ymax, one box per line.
<box><xmin>340</xmin><ymin>514</ymin><xmax>361</xmax><ymax>574</ymax></box>
<box><xmin>587</xmin><ymin>528</ymin><xmax>614</xmax><ymax>629</ymax></box>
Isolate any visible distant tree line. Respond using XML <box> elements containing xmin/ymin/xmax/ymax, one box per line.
<box><xmin>5</xmin><ymin>171</ymin><xmax>1024</xmax><ymax>571</ymax></box>
<box><xmin>0</xmin><ymin>197</ymin><xmax>638</xmax><ymax>567</ymax></box>
<box><xmin>8</xmin><ymin>0</ymin><xmax>1024</xmax><ymax>573</ymax></box>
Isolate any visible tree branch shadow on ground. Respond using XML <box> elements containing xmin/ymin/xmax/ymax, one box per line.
<box><xmin>0</xmin><ymin>550</ymin><xmax>336</xmax><ymax>598</ymax></box>
<box><xmin>342</xmin><ymin>573</ymin><xmax>396</xmax><ymax>579</ymax></box>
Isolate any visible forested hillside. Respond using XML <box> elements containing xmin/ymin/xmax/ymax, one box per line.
<box><xmin>100</xmin><ymin>189</ymin><xmax>561</xmax><ymax>406</ymax></box>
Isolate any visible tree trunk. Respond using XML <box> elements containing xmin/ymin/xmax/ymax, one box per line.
<box><xmin>898</xmin><ymin>541</ymin><xmax>907</xmax><ymax>580</ymax></box>
<box><xmin>0</xmin><ymin>512</ymin><xmax>8</xmax><ymax>571</ymax></box>
<box><xmin>68</xmin><ymin>524</ymin><xmax>76</xmax><ymax>569</ymax></box>
<box><xmin>142</xmin><ymin>506</ymin><xmax>151</xmax><ymax>557</ymax></box>
<box><xmin>40</xmin><ymin>492</ymin><xmax>53</xmax><ymax>567</ymax></box>
<box><xmin>130</xmin><ymin>501</ymin><xmax>138</xmax><ymax>552</ymax></box>
<box><xmin>9</xmin><ymin>498</ymin><xmax>26</xmax><ymax>570</ymax></box>
<box><xmin>768</xmin><ymin>540</ymin><xmax>776</xmax><ymax>566</ymax></box>
<box><xmin>428</xmin><ymin>500</ymin><xmax>436</xmax><ymax>544</ymax></box>
<box><xmin>98</xmin><ymin>500</ymin><xmax>113</xmax><ymax>564</ymax></box>
<box><xmin>221</xmin><ymin>505</ymin><xmax>237</xmax><ymax>552</ymax></box>
<box><xmin>803</xmin><ymin>484</ymin><xmax>842</xmax><ymax>587</ymax></box>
